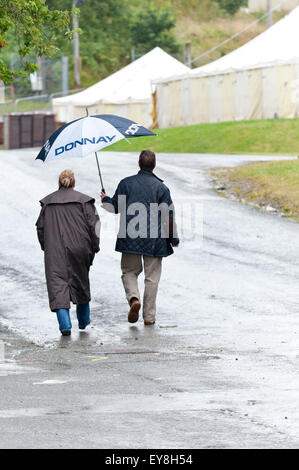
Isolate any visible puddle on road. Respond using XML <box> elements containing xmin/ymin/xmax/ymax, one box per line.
<box><xmin>0</xmin><ymin>361</ymin><xmax>41</xmax><ymax>377</ymax></box>
<box><xmin>0</xmin><ymin>392</ymin><xmax>212</xmax><ymax>419</ymax></box>
<box><xmin>158</xmin><ymin>324</ymin><xmax>178</xmax><ymax>329</ymax></box>
<box><xmin>33</xmin><ymin>379</ymin><xmax>72</xmax><ymax>385</ymax></box>
<box><xmin>0</xmin><ymin>408</ymin><xmax>51</xmax><ymax>419</ymax></box>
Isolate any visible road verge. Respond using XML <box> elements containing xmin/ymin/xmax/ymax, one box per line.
<box><xmin>209</xmin><ymin>159</ymin><xmax>299</xmax><ymax>221</ymax></box>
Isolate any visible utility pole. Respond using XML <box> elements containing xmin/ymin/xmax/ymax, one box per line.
<box><xmin>73</xmin><ymin>0</ymin><xmax>81</xmax><ymax>86</ymax></box>
<box><xmin>267</xmin><ymin>0</ymin><xmax>272</xmax><ymax>29</ymax></box>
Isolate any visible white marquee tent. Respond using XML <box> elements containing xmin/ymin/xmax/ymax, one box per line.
<box><xmin>155</xmin><ymin>7</ymin><xmax>299</xmax><ymax>127</ymax></box>
<box><xmin>248</xmin><ymin>0</ymin><xmax>299</xmax><ymax>12</ymax></box>
<box><xmin>53</xmin><ymin>47</ymin><xmax>189</xmax><ymax>127</ymax></box>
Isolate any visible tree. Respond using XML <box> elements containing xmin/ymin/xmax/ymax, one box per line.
<box><xmin>215</xmin><ymin>0</ymin><xmax>247</xmax><ymax>15</ymax></box>
<box><xmin>46</xmin><ymin>0</ymin><xmax>131</xmax><ymax>87</ymax></box>
<box><xmin>0</xmin><ymin>0</ymin><xmax>73</xmax><ymax>83</ymax></box>
<box><xmin>75</xmin><ymin>0</ymin><xmax>131</xmax><ymax>85</ymax></box>
<box><xmin>130</xmin><ymin>5</ymin><xmax>179</xmax><ymax>55</ymax></box>
<box><xmin>46</xmin><ymin>0</ymin><xmax>180</xmax><ymax>87</ymax></box>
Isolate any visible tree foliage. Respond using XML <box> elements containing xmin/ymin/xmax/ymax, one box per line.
<box><xmin>0</xmin><ymin>0</ymin><xmax>72</xmax><ymax>83</ymax></box>
<box><xmin>71</xmin><ymin>0</ymin><xmax>132</xmax><ymax>85</ymax></box>
<box><xmin>46</xmin><ymin>0</ymin><xmax>180</xmax><ymax>87</ymax></box>
<box><xmin>215</xmin><ymin>0</ymin><xmax>247</xmax><ymax>15</ymax></box>
<box><xmin>130</xmin><ymin>5</ymin><xmax>179</xmax><ymax>55</ymax></box>
<box><xmin>1</xmin><ymin>0</ymin><xmax>181</xmax><ymax>87</ymax></box>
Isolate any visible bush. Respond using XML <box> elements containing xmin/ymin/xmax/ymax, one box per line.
<box><xmin>215</xmin><ymin>0</ymin><xmax>247</xmax><ymax>15</ymax></box>
<box><xmin>130</xmin><ymin>5</ymin><xmax>179</xmax><ymax>55</ymax></box>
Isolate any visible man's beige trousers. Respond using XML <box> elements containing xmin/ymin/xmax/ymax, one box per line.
<box><xmin>121</xmin><ymin>253</ymin><xmax>162</xmax><ymax>322</ymax></box>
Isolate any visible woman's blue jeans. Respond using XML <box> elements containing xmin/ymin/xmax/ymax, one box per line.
<box><xmin>56</xmin><ymin>303</ymin><xmax>90</xmax><ymax>332</ymax></box>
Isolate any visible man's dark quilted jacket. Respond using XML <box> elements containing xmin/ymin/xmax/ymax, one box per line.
<box><xmin>102</xmin><ymin>170</ymin><xmax>179</xmax><ymax>257</ymax></box>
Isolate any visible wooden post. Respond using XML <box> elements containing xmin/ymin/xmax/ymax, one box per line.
<box><xmin>37</xmin><ymin>56</ymin><xmax>44</xmax><ymax>93</ymax></box>
<box><xmin>185</xmin><ymin>42</ymin><xmax>192</xmax><ymax>68</ymax></box>
<box><xmin>131</xmin><ymin>47</ymin><xmax>136</xmax><ymax>62</ymax></box>
<box><xmin>267</xmin><ymin>0</ymin><xmax>272</xmax><ymax>29</ymax></box>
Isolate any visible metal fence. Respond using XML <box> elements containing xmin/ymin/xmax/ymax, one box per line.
<box><xmin>0</xmin><ymin>87</ymin><xmax>84</xmax><ymax>116</ymax></box>
<box><xmin>9</xmin><ymin>55</ymin><xmax>69</xmax><ymax>97</ymax></box>
<box><xmin>0</xmin><ymin>55</ymin><xmax>77</xmax><ymax>117</ymax></box>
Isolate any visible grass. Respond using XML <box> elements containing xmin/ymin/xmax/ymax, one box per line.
<box><xmin>0</xmin><ymin>100</ymin><xmax>51</xmax><ymax>114</ymax></box>
<box><xmin>173</xmin><ymin>4</ymin><xmax>285</xmax><ymax>69</ymax></box>
<box><xmin>133</xmin><ymin>1</ymin><xmax>285</xmax><ymax>69</ymax></box>
<box><xmin>211</xmin><ymin>159</ymin><xmax>299</xmax><ymax>220</ymax></box>
<box><xmin>103</xmin><ymin>118</ymin><xmax>299</xmax><ymax>155</ymax></box>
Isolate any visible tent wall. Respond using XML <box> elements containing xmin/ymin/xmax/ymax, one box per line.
<box><xmin>52</xmin><ymin>104</ymin><xmax>74</xmax><ymax>124</ymax></box>
<box><xmin>52</xmin><ymin>48</ymin><xmax>189</xmax><ymax>126</ymax></box>
<box><xmin>53</xmin><ymin>100</ymin><xmax>153</xmax><ymax>127</ymax></box>
<box><xmin>155</xmin><ymin>63</ymin><xmax>299</xmax><ymax>128</ymax></box>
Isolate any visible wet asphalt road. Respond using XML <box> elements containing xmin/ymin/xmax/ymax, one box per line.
<box><xmin>0</xmin><ymin>149</ymin><xmax>299</xmax><ymax>448</ymax></box>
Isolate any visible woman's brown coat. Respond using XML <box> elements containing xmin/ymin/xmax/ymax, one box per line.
<box><xmin>36</xmin><ymin>188</ymin><xmax>100</xmax><ymax>312</ymax></box>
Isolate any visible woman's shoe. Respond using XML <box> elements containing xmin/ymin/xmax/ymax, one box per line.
<box><xmin>79</xmin><ymin>321</ymin><xmax>90</xmax><ymax>330</ymax></box>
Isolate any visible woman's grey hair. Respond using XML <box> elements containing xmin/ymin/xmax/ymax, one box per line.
<box><xmin>59</xmin><ymin>170</ymin><xmax>75</xmax><ymax>189</ymax></box>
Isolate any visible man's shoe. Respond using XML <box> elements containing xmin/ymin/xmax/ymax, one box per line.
<box><xmin>79</xmin><ymin>321</ymin><xmax>90</xmax><ymax>330</ymax></box>
<box><xmin>128</xmin><ymin>298</ymin><xmax>141</xmax><ymax>323</ymax></box>
<box><xmin>61</xmin><ymin>329</ymin><xmax>71</xmax><ymax>336</ymax></box>
<box><xmin>144</xmin><ymin>320</ymin><xmax>155</xmax><ymax>326</ymax></box>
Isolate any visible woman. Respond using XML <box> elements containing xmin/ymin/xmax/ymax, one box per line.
<box><xmin>36</xmin><ymin>170</ymin><xmax>100</xmax><ymax>336</ymax></box>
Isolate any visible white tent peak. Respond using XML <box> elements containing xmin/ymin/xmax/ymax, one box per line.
<box><xmin>192</xmin><ymin>6</ymin><xmax>299</xmax><ymax>76</ymax></box>
<box><xmin>54</xmin><ymin>47</ymin><xmax>189</xmax><ymax>107</ymax></box>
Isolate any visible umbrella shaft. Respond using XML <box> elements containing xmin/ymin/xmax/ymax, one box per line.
<box><xmin>95</xmin><ymin>152</ymin><xmax>105</xmax><ymax>192</ymax></box>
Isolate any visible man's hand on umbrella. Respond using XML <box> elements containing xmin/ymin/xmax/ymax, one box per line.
<box><xmin>100</xmin><ymin>191</ymin><xmax>107</xmax><ymax>202</ymax></box>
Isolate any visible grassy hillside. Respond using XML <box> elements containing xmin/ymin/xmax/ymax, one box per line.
<box><xmin>104</xmin><ymin>119</ymin><xmax>299</xmax><ymax>155</ymax></box>
<box><xmin>119</xmin><ymin>0</ymin><xmax>285</xmax><ymax>69</ymax></box>
<box><xmin>173</xmin><ymin>1</ymin><xmax>285</xmax><ymax>68</ymax></box>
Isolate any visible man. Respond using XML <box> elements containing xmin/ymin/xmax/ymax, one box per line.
<box><xmin>36</xmin><ymin>170</ymin><xmax>100</xmax><ymax>336</ymax></box>
<box><xmin>101</xmin><ymin>149</ymin><xmax>179</xmax><ymax>326</ymax></box>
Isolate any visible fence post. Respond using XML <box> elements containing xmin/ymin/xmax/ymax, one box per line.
<box><xmin>37</xmin><ymin>56</ymin><xmax>45</xmax><ymax>94</ymax></box>
<box><xmin>184</xmin><ymin>42</ymin><xmax>192</xmax><ymax>68</ymax></box>
<box><xmin>61</xmin><ymin>56</ymin><xmax>69</xmax><ymax>97</ymax></box>
<box><xmin>131</xmin><ymin>47</ymin><xmax>136</xmax><ymax>62</ymax></box>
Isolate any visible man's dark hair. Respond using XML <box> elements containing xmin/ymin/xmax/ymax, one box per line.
<box><xmin>139</xmin><ymin>149</ymin><xmax>156</xmax><ymax>171</ymax></box>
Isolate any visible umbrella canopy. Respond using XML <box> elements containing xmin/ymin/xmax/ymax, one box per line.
<box><xmin>36</xmin><ymin>114</ymin><xmax>155</xmax><ymax>163</ymax></box>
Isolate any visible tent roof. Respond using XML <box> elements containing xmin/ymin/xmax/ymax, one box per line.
<box><xmin>53</xmin><ymin>47</ymin><xmax>189</xmax><ymax>107</ymax></box>
<box><xmin>191</xmin><ymin>6</ymin><xmax>299</xmax><ymax>76</ymax></box>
